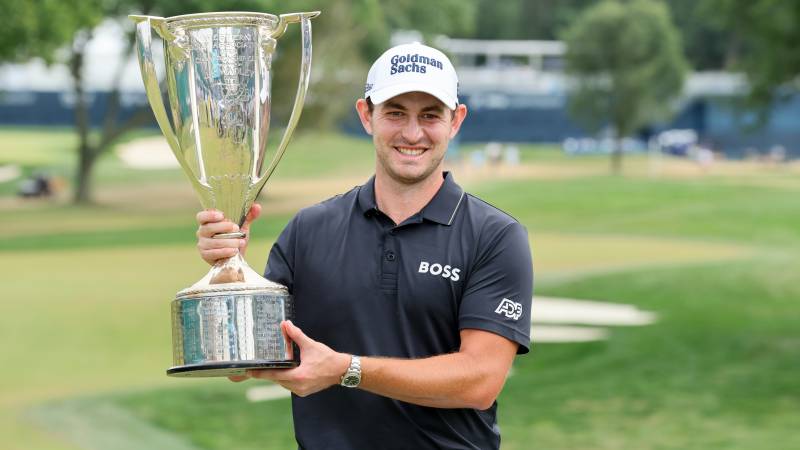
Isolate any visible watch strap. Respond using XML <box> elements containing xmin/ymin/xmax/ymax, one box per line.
<box><xmin>340</xmin><ymin>355</ymin><xmax>362</xmax><ymax>387</ymax></box>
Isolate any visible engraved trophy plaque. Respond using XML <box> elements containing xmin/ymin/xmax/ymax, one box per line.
<box><xmin>131</xmin><ymin>11</ymin><xmax>319</xmax><ymax>377</ymax></box>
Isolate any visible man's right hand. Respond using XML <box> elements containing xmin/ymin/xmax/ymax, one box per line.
<box><xmin>196</xmin><ymin>204</ymin><xmax>262</xmax><ymax>265</ymax></box>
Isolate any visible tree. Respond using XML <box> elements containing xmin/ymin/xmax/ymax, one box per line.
<box><xmin>0</xmin><ymin>0</ymin><xmax>94</xmax><ymax>63</ymax></box>
<box><xmin>2</xmin><ymin>0</ymin><xmax>252</xmax><ymax>203</ymax></box>
<box><xmin>380</xmin><ymin>0</ymin><xmax>476</xmax><ymax>44</ymax></box>
<box><xmin>663</xmin><ymin>0</ymin><xmax>734</xmax><ymax>70</ymax></box>
<box><xmin>2</xmin><ymin>0</ymin><xmax>122</xmax><ymax>203</ymax></box>
<box><xmin>696</xmin><ymin>0</ymin><xmax>800</xmax><ymax>106</ymax></box>
<box><xmin>470</xmin><ymin>0</ymin><xmax>595</xmax><ymax>41</ymax></box>
<box><xmin>563</xmin><ymin>0</ymin><xmax>688</xmax><ymax>173</ymax></box>
<box><xmin>472</xmin><ymin>0</ymin><xmax>520</xmax><ymax>40</ymax></box>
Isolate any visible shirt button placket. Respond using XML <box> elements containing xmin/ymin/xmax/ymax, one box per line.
<box><xmin>380</xmin><ymin>229</ymin><xmax>398</xmax><ymax>293</ymax></box>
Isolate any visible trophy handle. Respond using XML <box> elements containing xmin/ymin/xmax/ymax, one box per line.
<box><xmin>251</xmin><ymin>11</ymin><xmax>320</xmax><ymax>194</ymax></box>
<box><xmin>131</xmin><ymin>15</ymin><xmax>210</xmax><ymax>193</ymax></box>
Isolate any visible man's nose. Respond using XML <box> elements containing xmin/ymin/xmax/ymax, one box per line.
<box><xmin>400</xmin><ymin>117</ymin><xmax>424</xmax><ymax>143</ymax></box>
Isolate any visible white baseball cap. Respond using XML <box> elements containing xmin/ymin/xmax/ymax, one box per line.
<box><xmin>364</xmin><ymin>42</ymin><xmax>459</xmax><ymax>109</ymax></box>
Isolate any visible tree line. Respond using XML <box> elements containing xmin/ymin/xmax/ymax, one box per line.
<box><xmin>1</xmin><ymin>0</ymin><xmax>797</xmax><ymax>200</ymax></box>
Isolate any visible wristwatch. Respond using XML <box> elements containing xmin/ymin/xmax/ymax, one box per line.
<box><xmin>340</xmin><ymin>355</ymin><xmax>362</xmax><ymax>388</ymax></box>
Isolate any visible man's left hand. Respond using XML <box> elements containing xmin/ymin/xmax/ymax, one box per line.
<box><xmin>244</xmin><ymin>321</ymin><xmax>351</xmax><ymax>397</ymax></box>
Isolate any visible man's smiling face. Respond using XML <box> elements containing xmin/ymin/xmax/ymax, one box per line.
<box><xmin>357</xmin><ymin>91</ymin><xmax>467</xmax><ymax>186</ymax></box>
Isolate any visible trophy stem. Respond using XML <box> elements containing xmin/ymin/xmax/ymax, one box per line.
<box><xmin>209</xmin><ymin>252</ymin><xmax>247</xmax><ymax>284</ymax></box>
<box><xmin>209</xmin><ymin>237</ymin><xmax>243</xmax><ymax>282</ymax></box>
<box><xmin>208</xmin><ymin>233</ymin><xmax>254</xmax><ymax>284</ymax></box>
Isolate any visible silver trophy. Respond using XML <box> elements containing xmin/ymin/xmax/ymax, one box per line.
<box><xmin>131</xmin><ymin>11</ymin><xmax>319</xmax><ymax>377</ymax></box>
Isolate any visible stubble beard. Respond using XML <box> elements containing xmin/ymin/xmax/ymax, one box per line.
<box><xmin>377</xmin><ymin>144</ymin><xmax>445</xmax><ymax>186</ymax></box>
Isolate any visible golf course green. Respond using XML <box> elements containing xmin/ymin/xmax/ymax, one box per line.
<box><xmin>1</xmin><ymin>127</ymin><xmax>798</xmax><ymax>449</ymax></box>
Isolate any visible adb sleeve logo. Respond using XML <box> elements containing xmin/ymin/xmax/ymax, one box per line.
<box><xmin>495</xmin><ymin>298</ymin><xmax>523</xmax><ymax>321</ymax></box>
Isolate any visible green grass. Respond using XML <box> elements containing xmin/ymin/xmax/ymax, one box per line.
<box><xmin>499</xmin><ymin>259</ymin><xmax>800</xmax><ymax>450</ymax></box>
<box><xmin>481</xmin><ymin>176</ymin><xmax>800</xmax><ymax>247</ymax></box>
<box><xmin>1</xmin><ymin>127</ymin><xmax>799</xmax><ymax>449</ymax></box>
<box><xmin>116</xmin><ymin>383</ymin><xmax>298</xmax><ymax>450</ymax></box>
<box><xmin>0</xmin><ymin>126</ymin><xmax>78</xmax><ymax>165</ymax></box>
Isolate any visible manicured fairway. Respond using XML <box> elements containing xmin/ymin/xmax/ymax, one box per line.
<box><xmin>1</xmin><ymin>128</ymin><xmax>798</xmax><ymax>449</ymax></box>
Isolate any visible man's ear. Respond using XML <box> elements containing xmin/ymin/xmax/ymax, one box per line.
<box><xmin>449</xmin><ymin>103</ymin><xmax>468</xmax><ymax>139</ymax></box>
<box><xmin>355</xmin><ymin>98</ymin><xmax>373</xmax><ymax>135</ymax></box>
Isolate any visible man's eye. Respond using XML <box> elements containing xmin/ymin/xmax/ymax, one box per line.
<box><xmin>388</xmin><ymin>111</ymin><xmax>404</xmax><ymax>117</ymax></box>
<box><xmin>422</xmin><ymin>114</ymin><xmax>440</xmax><ymax>120</ymax></box>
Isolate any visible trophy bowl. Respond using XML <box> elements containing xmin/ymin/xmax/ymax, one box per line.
<box><xmin>131</xmin><ymin>11</ymin><xmax>319</xmax><ymax>377</ymax></box>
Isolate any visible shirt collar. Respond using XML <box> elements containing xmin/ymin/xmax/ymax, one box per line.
<box><xmin>357</xmin><ymin>172</ymin><xmax>465</xmax><ymax>226</ymax></box>
<box><xmin>357</xmin><ymin>175</ymin><xmax>379</xmax><ymax>216</ymax></box>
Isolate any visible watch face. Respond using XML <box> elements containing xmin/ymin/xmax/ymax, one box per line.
<box><xmin>343</xmin><ymin>374</ymin><xmax>360</xmax><ymax>387</ymax></box>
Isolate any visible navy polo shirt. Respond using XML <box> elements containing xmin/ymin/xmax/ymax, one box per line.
<box><xmin>265</xmin><ymin>172</ymin><xmax>533</xmax><ymax>450</ymax></box>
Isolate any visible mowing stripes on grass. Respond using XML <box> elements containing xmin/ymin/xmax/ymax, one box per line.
<box><xmin>28</xmin><ymin>398</ymin><xmax>201</xmax><ymax>450</ymax></box>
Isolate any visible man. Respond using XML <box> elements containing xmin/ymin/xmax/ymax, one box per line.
<box><xmin>196</xmin><ymin>42</ymin><xmax>533</xmax><ymax>449</ymax></box>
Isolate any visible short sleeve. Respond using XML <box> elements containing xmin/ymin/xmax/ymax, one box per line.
<box><xmin>459</xmin><ymin>222</ymin><xmax>533</xmax><ymax>354</ymax></box>
<box><xmin>264</xmin><ymin>214</ymin><xmax>300</xmax><ymax>293</ymax></box>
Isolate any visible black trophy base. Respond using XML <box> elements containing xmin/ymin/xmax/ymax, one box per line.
<box><xmin>167</xmin><ymin>360</ymin><xmax>299</xmax><ymax>378</ymax></box>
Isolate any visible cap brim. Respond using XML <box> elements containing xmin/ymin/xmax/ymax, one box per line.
<box><xmin>367</xmin><ymin>83</ymin><xmax>457</xmax><ymax>110</ymax></box>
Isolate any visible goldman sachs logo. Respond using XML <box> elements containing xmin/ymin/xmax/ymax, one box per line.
<box><xmin>390</xmin><ymin>53</ymin><xmax>444</xmax><ymax>75</ymax></box>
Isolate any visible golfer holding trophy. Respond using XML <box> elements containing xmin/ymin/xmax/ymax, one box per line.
<box><xmin>135</xmin><ymin>8</ymin><xmax>533</xmax><ymax>448</ymax></box>
<box><xmin>132</xmin><ymin>11</ymin><xmax>319</xmax><ymax>377</ymax></box>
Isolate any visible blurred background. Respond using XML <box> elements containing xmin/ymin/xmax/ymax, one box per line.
<box><xmin>1</xmin><ymin>1</ymin><xmax>798</xmax><ymax>449</ymax></box>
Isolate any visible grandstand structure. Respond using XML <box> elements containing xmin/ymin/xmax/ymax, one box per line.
<box><xmin>0</xmin><ymin>22</ymin><xmax>796</xmax><ymax>157</ymax></box>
